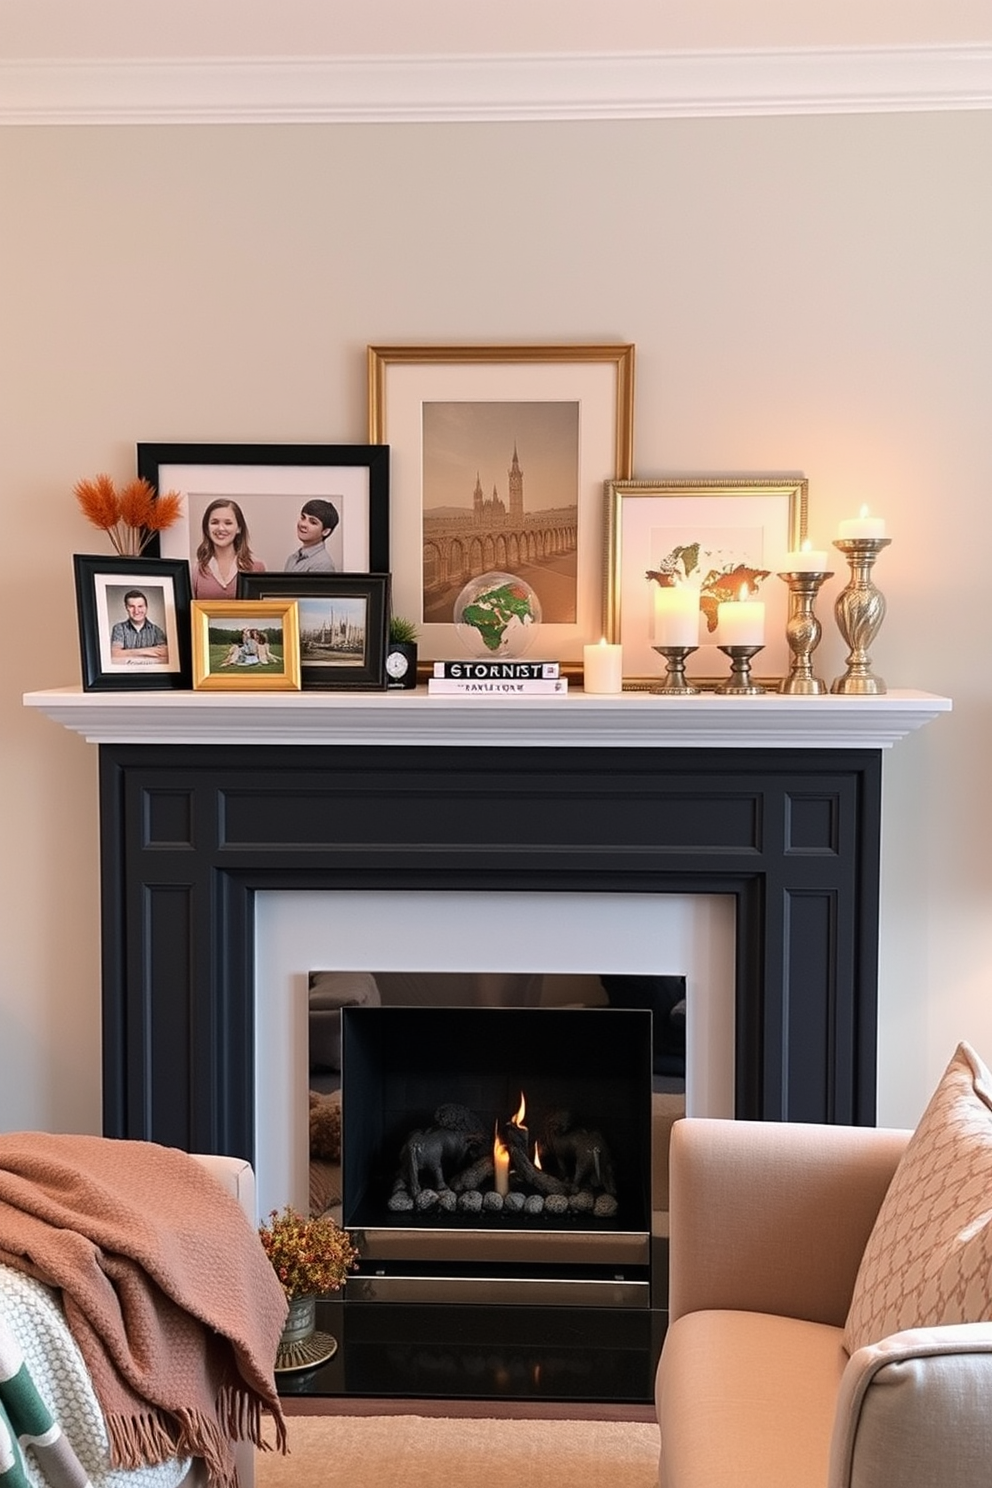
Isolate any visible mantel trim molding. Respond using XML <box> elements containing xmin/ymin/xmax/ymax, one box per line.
<box><xmin>24</xmin><ymin>686</ymin><xmax>951</xmax><ymax>751</ymax></box>
<box><xmin>2</xmin><ymin>46</ymin><xmax>991</xmax><ymax>127</ymax></box>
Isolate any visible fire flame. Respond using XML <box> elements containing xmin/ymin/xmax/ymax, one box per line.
<box><xmin>533</xmin><ymin>1142</ymin><xmax>543</xmax><ymax>1170</ymax></box>
<box><xmin>493</xmin><ymin>1121</ymin><xmax>510</xmax><ymax>1163</ymax></box>
<box><xmin>512</xmin><ymin>1092</ymin><xmax>526</xmax><ymax>1130</ymax></box>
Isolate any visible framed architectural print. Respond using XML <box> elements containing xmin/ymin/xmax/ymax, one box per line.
<box><xmin>238</xmin><ymin>572</ymin><xmax>390</xmax><ymax>690</ymax></box>
<box><xmin>190</xmin><ymin>598</ymin><xmax>301</xmax><ymax>691</ymax></box>
<box><xmin>138</xmin><ymin>443</ymin><xmax>390</xmax><ymax>599</ymax></box>
<box><xmin>605</xmin><ymin>477</ymin><xmax>808</xmax><ymax>688</ymax></box>
<box><xmin>73</xmin><ymin>553</ymin><xmax>192</xmax><ymax>691</ymax></box>
<box><xmin>368</xmin><ymin>344</ymin><xmax>635</xmax><ymax>664</ymax></box>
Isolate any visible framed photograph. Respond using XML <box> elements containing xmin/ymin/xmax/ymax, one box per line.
<box><xmin>368</xmin><ymin>344</ymin><xmax>635</xmax><ymax>664</ymax></box>
<box><xmin>137</xmin><ymin>443</ymin><xmax>389</xmax><ymax>599</ymax></box>
<box><xmin>191</xmin><ymin>599</ymin><xmax>301</xmax><ymax>691</ymax></box>
<box><xmin>239</xmin><ymin>572</ymin><xmax>390</xmax><ymax>690</ymax></box>
<box><xmin>605</xmin><ymin>477</ymin><xmax>808</xmax><ymax>688</ymax></box>
<box><xmin>73</xmin><ymin>553</ymin><xmax>192</xmax><ymax>691</ymax></box>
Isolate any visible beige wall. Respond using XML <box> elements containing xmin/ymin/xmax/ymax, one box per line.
<box><xmin>2</xmin><ymin>112</ymin><xmax>990</xmax><ymax>1135</ymax></box>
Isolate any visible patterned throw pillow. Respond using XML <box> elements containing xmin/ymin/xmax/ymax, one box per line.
<box><xmin>844</xmin><ymin>1040</ymin><xmax>992</xmax><ymax>1354</ymax></box>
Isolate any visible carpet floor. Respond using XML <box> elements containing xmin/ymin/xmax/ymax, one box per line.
<box><xmin>256</xmin><ymin>1412</ymin><xmax>661</xmax><ymax>1487</ymax></box>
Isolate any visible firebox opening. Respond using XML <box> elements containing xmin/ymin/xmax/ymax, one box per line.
<box><xmin>340</xmin><ymin>1005</ymin><xmax>654</xmax><ymax>1238</ymax></box>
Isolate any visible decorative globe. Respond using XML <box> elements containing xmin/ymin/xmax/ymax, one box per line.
<box><xmin>453</xmin><ymin>571</ymin><xmax>543</xmax><ymax>658</ymax></box>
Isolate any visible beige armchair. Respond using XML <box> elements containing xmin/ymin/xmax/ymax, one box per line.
<box><xmin>656</xmin><ymin>1117</ymin><xmax>992</xmax><ymax>1488</ymax></box>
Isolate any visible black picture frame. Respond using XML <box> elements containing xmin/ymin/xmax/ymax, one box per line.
<box><xmin>73</xmin><ymin>553</ymin><xmax>192</xmax><ymax>691</ymax></box>
<box><xmin>136</xmin><ymin>443</ymin><xmax>390</xmax><ymax>593</ymax></box>
<box><xmin>238</xmin><ymin>572</ymin><xmax>391</xmax><ymax>690</ymax></box>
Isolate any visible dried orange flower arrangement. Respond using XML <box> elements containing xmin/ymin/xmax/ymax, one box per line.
<box><xmin>258</xmin><ymin>1205</ymin><xmax>359</xmax><ymax>1300</ymax></box>
<box><xmin>74</xmin><ymin>473</ymin><xmax>183</xmax><ymax>557</ymax></box>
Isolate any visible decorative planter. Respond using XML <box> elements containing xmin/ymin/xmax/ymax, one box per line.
<box><xmin>274</xmin><ymin>1294</ymin><xmax>338</xmax><ymax>1374</ymax></box>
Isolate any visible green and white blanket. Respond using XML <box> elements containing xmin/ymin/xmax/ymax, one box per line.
<box><xmin>0</xmin><ymin>1268</ymin><xmax>187</xmax><ymax>1488</ymax></box>
<box><xmin>0</xmin><ymin>1304</ymin><xmax>90</xmax><ymax>1488</ymax></box>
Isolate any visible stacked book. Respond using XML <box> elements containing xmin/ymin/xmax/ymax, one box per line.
<box><xmin>428</xmin><ymin>660</ymin><xmax>568</xmax><ymax>696</ymax></box>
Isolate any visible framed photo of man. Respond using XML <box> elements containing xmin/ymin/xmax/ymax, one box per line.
<box><xmin>73</xmin><ymin>554</ymin><xmax>192</xmax><ymax>691</ymax></box>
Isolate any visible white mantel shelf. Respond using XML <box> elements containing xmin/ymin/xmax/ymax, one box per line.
<box><xmin>24</xmin><ymin>686</ymin><xmax>951</xmax><ymax>750</ymax></box>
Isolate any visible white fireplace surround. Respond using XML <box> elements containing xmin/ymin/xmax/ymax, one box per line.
<box><xmin>254</xmin><ymin>889</ymin><xmax>734</xmax><ymax>1219</ymax></box>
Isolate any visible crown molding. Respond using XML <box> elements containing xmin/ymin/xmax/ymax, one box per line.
<box><xmin>2</xmin><ymin>45</ymin><xmax>992</xmax><ymax>125</ymax></box>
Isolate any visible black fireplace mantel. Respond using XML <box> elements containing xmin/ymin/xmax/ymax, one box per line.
<box><xmin>25</xmin><ymin>688</ymin><xmax>950</xmax><ymax>1164</ymax></box>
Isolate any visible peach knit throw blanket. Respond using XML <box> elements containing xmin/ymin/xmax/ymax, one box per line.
<box><xmin>0</xmin><ymin>1134</ymin><xmax>288</xmax><ymax>1488</ymax></box>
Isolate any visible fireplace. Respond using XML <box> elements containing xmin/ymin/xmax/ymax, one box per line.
<box><xmin>21</xmin><ymin>680</ymin><xmax>954</xmax><ymax>1186</ymax></box>
<box><xmin>339</xmin><ymin>1004</ymin><xmax>654</xmax><ymax>1305</ymax></box>
<box><xmin>80</xmin><ymin>730</ymin><xmax>900</xmax><ymax>1161</ymax></box>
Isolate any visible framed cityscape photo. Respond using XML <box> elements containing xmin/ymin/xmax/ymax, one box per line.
<box><xmin>191</xmin><ymin>598</ymin><xmax>301</xmax><ymax>691</ymax></box>
<box><xmin>368</xmin><ymin>344</ymin><xmax>634</xmax><ymax>664</ymax></box>
<box><xmin>73</xmin><ymin>553</ymin><xmax>192</xmax><ymax>691</ymax></box>
<box><xmin>138</xmin><ymin>443</ymin><xmax>390</xmax><ymax>599</ymax></box>
<box><xmin>239</xmin><ymin>572</ymin><xmax>390</xmax><ymax>690</ymax></box>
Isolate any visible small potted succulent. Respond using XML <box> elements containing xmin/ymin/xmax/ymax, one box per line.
<box><xmin>258</xmin><ymin>1206</ymin><xmax>359</xmax><ymax>1372</ymax></box>
<box><xmin>386</xmin><ymin>615</ymin><xmax>419</xmax><ymax>690</ymax></box>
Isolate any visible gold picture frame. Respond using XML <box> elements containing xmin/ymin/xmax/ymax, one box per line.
<box><xmin>368</xmin><ymin>343</ymin><xmax>635</xmax><ymax>665</ymax></box>
<box><xmin>605</xmin><ymin>477</ymin><xmax>808</xmax><ymax>688</ymax></box>
<box><xmin>191</xmin><ymin>599</ymin><xmax>302</xmax><ymax>691</ymax></box>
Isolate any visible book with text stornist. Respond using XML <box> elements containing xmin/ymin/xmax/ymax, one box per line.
<box><xmin>432</xmin><ymin>659</ymin><xmax>561</xmax><ymax>679</ymax></box>
<box><xmin>427</xmin><ymin>677</ymin><xmax>569</xmax><ymax>696</ymax></box>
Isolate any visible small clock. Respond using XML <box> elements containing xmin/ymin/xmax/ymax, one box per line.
<box><xmin>385</xmin><ymin>642</ymin><xmax>417</xmax><ymax>688</ymax></box>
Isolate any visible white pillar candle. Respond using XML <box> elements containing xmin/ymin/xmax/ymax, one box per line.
<box><xmin>583</xmin><ymin>639</ymin><xmax>623</xmax><ymax>694</ymax></box>
<box><xmin>779</xmin><ymin>539</ymin><xmax>829</xmax><ymax>573</ymax></box>
<box><xmin>652</xmin><ymin>586</ymin><xmax>699</xmax><ymax>647</ymax></box>
<box><xmin>494</xmin><ymin>1141</ymin><xmax>510</xmax><ymax>1197</ymax></box>
<box><xmin>717</xmin><ymin>593</ymin><xmax>765</xmax><ymax>646</ymax></box>
<box><xmin>838</xmin><ymin>505</ymin><xmax>886</xmax><ymax>540</ymax></box>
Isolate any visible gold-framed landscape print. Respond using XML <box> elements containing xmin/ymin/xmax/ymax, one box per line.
<box><xmin>368</xmin><ymin>344</ymin><xmax>635</xmax><ymax>664</ymax></box>
<box><xmin>191</xmin><ymin>599</ymin><xmax>301</xmax><ymax>691</ymax></box>
<box><xmin>606</xmin><ymin>477</ymin><xmax>808</xmax><ymax>688</ymax></box>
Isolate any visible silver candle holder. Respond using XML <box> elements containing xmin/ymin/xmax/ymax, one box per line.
<box><xmin>651</xmin><ymin>645</ymin><xmax>700</xmax><ymax>695</ymax></box>
<box><xmin>831</xmin><ymin>537</ymin><xmax>891</xmax><ymax>695</ymax></box>
<box><xmin>778</xmin><ymin>569</ymin><xmax>834</xmax><ymax>696</ymax></box>
<box><xmin>715</xmin><ymin>645</ymin><xmax>765</xmax><ymax>695</ymax></box>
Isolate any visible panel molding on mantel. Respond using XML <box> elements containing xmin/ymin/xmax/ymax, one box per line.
<box><xmin>23</xmin><ymin>686</ymin><xmax>951</xmax><ymax>751</ymax></box>
<box><xmin>2</xmin><ymin>47</ymin><xmax>992</xmax><ymax>126</ymax></box>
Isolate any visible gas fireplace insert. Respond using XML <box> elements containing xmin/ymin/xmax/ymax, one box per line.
<box><xmin>341</xmin><ymin>1006</ymin><xmax>654</xmax><ymax>1306</ymax></box>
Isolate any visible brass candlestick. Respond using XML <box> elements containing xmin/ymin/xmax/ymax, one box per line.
<box><xmin>651</xmin><ymin>645</ymin><xmax>700</xmax><ymax>695</ymax></box>
<box><xmin>831</xmin><ymin>537</ymin><xmax>891</xmax><ymax>695</ymax></box>
<box><xmin>778</xmin><ymin>569</ymin><xmax>834</xmax><ymax>696</ymax></box>
<box><xmin>715</xmin><ymin>645</ymin><xmax>766</xmax><ymax>695</ymax></box>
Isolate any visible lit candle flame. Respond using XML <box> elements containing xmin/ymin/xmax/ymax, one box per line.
<box><xmin>737</xmin><ymin>582</ymin><xmax>750</xmax><ymax>602</ymax></box>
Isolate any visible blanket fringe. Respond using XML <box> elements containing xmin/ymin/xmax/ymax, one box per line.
<box><xmin>106</xmin><ymin>1409</ymin><xmax>187</xmax><ymax>1471</ymax></box>
<box><xmin>218</xmin><ymin>1384</ymin><xmax>288</xmax><ymax>1454</ymax></box>
<box><xmin>107</xmin><ymin>1390</ymin><xmax>287</xmax><ymax>1488</ymax></box>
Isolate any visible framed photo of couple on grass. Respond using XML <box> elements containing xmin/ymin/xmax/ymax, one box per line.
<box><xmin>191</xmin><ymin>599</ymin><xmax>302</xmax><ymax>691</ymax></box>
